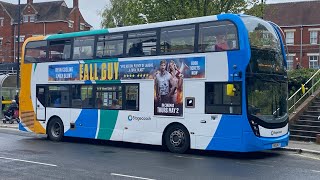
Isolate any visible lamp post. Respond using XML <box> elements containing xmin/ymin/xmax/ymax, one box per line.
<box><xmin>16</xmin><ymin>0</ymin><xmax>21</xmax><ymax>91</ymax></box>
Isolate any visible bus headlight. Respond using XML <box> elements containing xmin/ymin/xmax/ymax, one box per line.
<box><xmin>250</xmin><ymin>120</ymin><xmax>260</xmax><ymax>137</ymax></box>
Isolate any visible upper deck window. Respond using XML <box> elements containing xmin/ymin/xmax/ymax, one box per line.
<box><xmin>25</xmin><ymin>41</ymin><xmax>47</xmax><ymax>63</ymax></box>
<box><xmin>48</xmin><ymin>40</ymin><xmax>72</xmax><ymax>61</ymax></box>
<box><xmin>97</xmin><ymin>34</ymin><xmax>124</xmax><ymax>58</ymax></box>
<box><xmin>160</xmin><ymin>25</ymin><xmax>195</xmax><ymax>54</ymax></box>
<box><xmin>73</xmin><ymin>36</ymin><xmax>95</xmax><ymax>60</ymax></box>
<box><xmin>127</xmin><ymin>30</ymin><xmax>157</xmax><ymax>57</ymax></box>
<box><xmin>198</xmin><ymin>21</ymin><xmax>239</xmax><ymax>52</ymax></box>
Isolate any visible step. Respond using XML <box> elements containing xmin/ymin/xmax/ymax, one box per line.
<box><xmin>303</xmin><ymin>111</ymin><xmax>320</xmax><ymax>116</ymax></box>
<box><xmin>290</xmin><ymin>124</ymin><xmax>320</xmax><ymax>132</ymax></box>
<box><xmin>295</xmin><ymin>119</ymin><xmax>320</xmax><ymax>126</ymax></box>
<box><xmin>290</xmin><ymin>134</ymin><xmax>316</xmax><ymax>142</ymax></box>
<box><xmin>290</xmin><ymin>129</ymin><xmax>320</xmax><ymax>138</ymax></box>
<box><xmin>299</xmin><ymin>115</ymin><xmax>319</xmax><ymax>120</ymax></box>
<box><xmin>308</xmin><ymin>106</ymin><xmax>320</xmax><ymax>111</ymax></box>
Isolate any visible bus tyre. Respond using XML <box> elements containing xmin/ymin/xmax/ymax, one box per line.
<box><xmin>47</xmin><ymin>118</ymin><xmax>64</xmax><ymax>142</ymax></box>
<box><xmin>165</xmin><ymin>124</ymin><xmax>190</xmax><ymax>154</ymax></box>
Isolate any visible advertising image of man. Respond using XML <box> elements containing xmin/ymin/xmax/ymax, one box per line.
<box><xmin>155</xmin><ymin>60</ymin><xmax>172</xmax><ymax>104</ymax></box>
<box><xmin>168</xmin><ymin>60</ymin><xmax>183</xmax><ymax>104</ymax></box>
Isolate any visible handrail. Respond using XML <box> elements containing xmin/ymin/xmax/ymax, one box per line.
<box><xmin>288</xmin><ymin>69</ymin><xmax>320</xmax><ymax>101</ymax></box>
<box><xmin>288</xmin><ymin>69</ymin><xmax>320</xmax><ymax>113</ymax></box>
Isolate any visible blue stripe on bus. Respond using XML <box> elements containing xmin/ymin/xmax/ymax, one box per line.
<box><xmin>217</xmin><ymin>14</ymin><xmax>251</xmax><ymax>82</ymax></box>
<box><xmin>19</xmin><ymin>123</ymin><xmax>28</xmax><ymax>132</ymax></box>
<box><xmin>64</xmin><ymin>109</ymin><xmax>98</xmax><ymax>139</ymax></box>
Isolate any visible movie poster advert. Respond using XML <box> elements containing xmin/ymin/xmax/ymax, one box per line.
<box><xmin>48</xmin><ymin>64</ymin><xmax>79</xmax><ymax>81</ymax></box>
<box><xmin>119</xmin><ymin>56</ymin><xmax>205</xmax><ymax>80</ymax></box>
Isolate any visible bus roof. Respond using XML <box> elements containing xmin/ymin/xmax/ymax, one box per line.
<box><xmin>46</xmin><ymin>13</ymin><xmax>245</xmax><ymax>40</ymax></box>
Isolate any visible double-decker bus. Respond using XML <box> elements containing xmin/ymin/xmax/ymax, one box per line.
<box><xmin>19</xmin><ymin>14</ymin><xmax>289</xmax><ymax>153</ymax></box>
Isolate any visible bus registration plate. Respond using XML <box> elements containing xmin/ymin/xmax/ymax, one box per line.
<box><xmin>272</xmin><ymin>143</ymin><xmax>281</xmax><ymax>148</ymax></box>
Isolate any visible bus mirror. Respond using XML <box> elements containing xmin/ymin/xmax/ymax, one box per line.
<box><xmin>227</xmin><ymin>84</ymin><xmax>235</xmax><ymax>96</ymax></box>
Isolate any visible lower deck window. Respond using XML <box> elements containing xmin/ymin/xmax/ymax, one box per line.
<box><xmin>205</xmin><ymin>82</ymin><xmax>241</xmax><ymax>114</ymax></box>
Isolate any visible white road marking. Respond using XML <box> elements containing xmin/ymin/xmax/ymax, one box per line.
<box><xmin>0</xmin><ymin>156</ymin><xmax>57</xmax><ymax>167</ymax></box>
<box><xmin>311</xmin><ymin>170</ymin><xmax>320</xmax><ymax>173</ymax></box>
<box><xmin>174</xmin><ymin>155</ymin><xmax>204</xmax><ymax>160</ymax></box>
<box><xmin>110</xmin><ymin>173</ymin><xmax>156</xmax><ymax>180</ymax></box>
<box><xmin>290</xmin><ymin>154</ymin><xmax>320</xmax><ymax>161</ymax></box>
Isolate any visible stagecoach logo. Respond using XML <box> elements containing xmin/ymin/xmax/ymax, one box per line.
<box><xmin>128</xmin><ymin>115</ymin><xmax>151</xmax><ymax>121</ymax></box>
<box><xmin>271</xmin><ymin>130</ymin><xmax>283</xmax><ymax>136</ymax></box>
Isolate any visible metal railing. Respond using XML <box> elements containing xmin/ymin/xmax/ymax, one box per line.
<box><xmin>288</xmin><ymin>69</ymin><xmax>320</xmax><ymax>113</ymax></box>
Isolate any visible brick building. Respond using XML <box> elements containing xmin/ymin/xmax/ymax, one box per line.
<box><xmin>0</xmin><ymin>0</ymin><xmax>91</xmax><ymax>63</ymax></box>
<box><xmin>264</xmin><ymin>1</ymin><xmax>320</xmax><ymax>70</ymax></box>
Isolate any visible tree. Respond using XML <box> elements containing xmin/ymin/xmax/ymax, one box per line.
<box><xmin>101</xmin><ymin>0</ymin><xmax>261</xmax><ymax>28</ymax></box>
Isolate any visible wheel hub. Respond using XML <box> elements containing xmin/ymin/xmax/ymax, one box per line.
<box><xmin>170</xmin><ymin>129</ymin><xmax>185</xmax><ymax>147</ymax></box>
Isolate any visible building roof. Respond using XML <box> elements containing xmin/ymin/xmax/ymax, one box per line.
<box><xmin>264</xmin><ymin>1</ymin><xmax>320</xmax><ymax>27</ymax></box>
<box><xmin>0</xmin><ymin>0</ymin><xmax>91</xmax><ymax>27</ymax></box>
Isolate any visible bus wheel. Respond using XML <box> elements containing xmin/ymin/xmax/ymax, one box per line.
<box><xmin>165</xmin><ymin>124</ymin><xmax>190</xmax><ymax>154</ymax></box>
<box><xmin>47</xmin><ymin>118</ymin><xmax>64</xmax><ymax>142</ymax></box>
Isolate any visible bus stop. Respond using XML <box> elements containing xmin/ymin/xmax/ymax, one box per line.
<box><xmin>0</xmin><ymin>73</ymin><xmax>18</xmax><ymax>117</ymax></box>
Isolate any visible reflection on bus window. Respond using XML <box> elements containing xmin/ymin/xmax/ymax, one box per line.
<box><xmin>97</xmin><ymin>34</ymin><xmax>124</xmax><ymax>58</ymax></box>
<box><xmin>48</xmin><ymin>40</ymin><xmax>71</xmax><ymax>61</ymax></box>
<box><xmin>198</xmin><ymin>21</ymin><xmax>238</xmax><ymax>52</ymax></box>
<box><xmin>25</xmin><ymin>41</ymin><xmax>47</xmax><ymax>63</ymax></box>
<box><xmin>161</xmin><ymin>25</ymin><xmax>195</xmax><ymax>54</ymax></box>
<box><xmin>127</xmin><ymin>31</ymin><xmax>157</xmax><ymax>56</ymax></box>
<box><xmin>73</xmin><ymin>36</ymin><xmax>95</xmax><ymax>59</ymax></box>
<box><xmin>96</xmin><ymin>85</ymin><xmax>122</xmax><ymax>110</ymax></box>
<box><xmin>48</xmin><ymin>85</ymin><xmax>70</xmax><ymax>108</ymax></box>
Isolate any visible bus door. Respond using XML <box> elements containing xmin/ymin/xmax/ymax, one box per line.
<box><xmin>36</xmin><ymin>86</ymin><xmax>46</xmax><ymax>121</ymax></box>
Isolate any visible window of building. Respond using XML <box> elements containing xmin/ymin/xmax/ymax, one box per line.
<box><xmin>80</xmin><ymin>23</ymin><xmax>85</xmax><ymax>30</ymax></box>
<box><xmin>15</xmin><ymin>36</ymin><xmax>25</xmax><ymax>42</ymax></box>
<box><xmin>25</xmin><ymin>40</ymin><xmax>47</xmax><ymax>63</ymax></box>
<box><xmin>127</xmin><ymin>30</ymin><xmax>157</xmax><ymax>57</ymax></box>
<box><xmin>68</xmin><ymin>21</ymin><xmax>74</xmax><ymax>28</ymax></box>
<box><xmin>73</xmin><ymin>36</ymin><xmax>95</xmax><ymax>59</ymax></box>
<box><xmin>205</xmin><ymin>82</ymin><xmax>241</xmax><ymax>114</ymax></box>
<box><xmin>160</xmin><ymin>25</ymin><xmax>195</xmax><ymax>54</ymax></box>
<box><xmin>97</xmin><ymin>34</ymin><xmax>124</xmax><ymax>58</ymax></box>
<box><xmin>29</xmin><ymin>15</ymin><xmax>36</xmax><ymax>22</ymax></box>
<box><xmin>0</xmin><ymin>17</ymin><xmax>4</xmax><ymax>26</ymax></box>
<box><xmin>286</xmin><ymin>55</ymin><xmax>294</xmax><ymax>70</ymax></box>
<box><xmin>48</xmin><ymin>85</ymin><xmax>70</xmax><ymax>108</ymax></box>
<box><xmin>285</xmin><ymin>32</ymin><xmax>294</xmax><ymax>45</ymax></box>
<box><xmin>23</xmin><ymin>15</ymin><xmax>28</xmax><ymax>23</ymax></box>
<box><xmin>48</xmin><ymin>39</ymin><xmax>72</xmax><ymax>61</ymax></box>
<box><xmin>309</xmin><ymin>56</ymin><xmax>319</xmax><ymax>69</ymax></box>
<box><xmin>310</xmin><ymin>31</ymin><xmax>318</xmax><ymax>45</ymax></box>
<box><xmin>198</xmin><ymin>21</ymin><xmax>238</xmax><ymax>52</ymax></box>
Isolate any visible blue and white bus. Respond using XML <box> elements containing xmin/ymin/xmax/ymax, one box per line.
<box><xmin>20</xmin><ymin>14</ymin><xmax>289</xmax><ymax>153</ymax></box>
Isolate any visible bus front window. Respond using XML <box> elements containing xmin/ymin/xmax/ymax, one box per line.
<box><xmin>242</xmin><ymin>16</ymin><xmax>288</xmax><ymax>124</ymax></box>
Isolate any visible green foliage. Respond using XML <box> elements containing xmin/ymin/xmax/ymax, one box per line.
<box><xmin>288</xmin><ymin>68</ymin><xmax>318</xmax><ymax>96</ymax></box>
<box><xmin>101</xmin><ymin>0</ymin><xmax>261</xmax><ymax>28</ymax></box>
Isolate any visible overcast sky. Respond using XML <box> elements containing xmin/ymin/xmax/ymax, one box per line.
<box><xmin>0</xmin><ymin>0</ymin><xmax>316</xmax><ymax>29</ymax></box>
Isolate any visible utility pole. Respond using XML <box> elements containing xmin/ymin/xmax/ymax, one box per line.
<box><xmin>261</xmin><ymin>0</ymin><xmax>264</xmax><ymax>19</ymax></box>
<box><xmin>16</xmin><ymin>0</ymin><xmax>21</xmax><ymax>91</ymax></box>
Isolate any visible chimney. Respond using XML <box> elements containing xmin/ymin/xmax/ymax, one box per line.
<box><xmin>27</xmin><ymin>0</ymin><xmax>33</xmax><ymax>4</ymax></box>
<box><xmin>73</xmin><ymin>0</ymin><xmax>79</xmax><ymax>8</ymax></box>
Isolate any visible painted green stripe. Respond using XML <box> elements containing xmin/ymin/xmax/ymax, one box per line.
<box><xmin>46</xmin><ymin>29</ymin><xmax>109</xmax><ymax>40</ymax></box>
<box><xmin>33</xmin><ymin>63</ymin><xmax>37</xmax><ymax>72</ymax></box>
<box><xmin>83</xmin><ymin>58</ymin><xmax>118</xmax><ymax>64</ymax></box>
<box><xmin>98</xmin><ymin>110</ymin><xmax>119</xmax><ymax>140</ymax></box>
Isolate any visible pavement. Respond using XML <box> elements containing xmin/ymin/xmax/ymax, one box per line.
<box><xmin>0</xmin><ymin>120</ymin><xmax>319</xmax><ymax>155</ymax></box>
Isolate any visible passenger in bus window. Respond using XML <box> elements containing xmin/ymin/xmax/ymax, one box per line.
<box><xmin>215</xmin><ymin>33</ymin><xmax>229</xmax><ymax>51</ymax></box>
<box><xmin>110</xmin><ymin>99</ymin><xmax>121</xmax><ymax>109</ymax></box>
